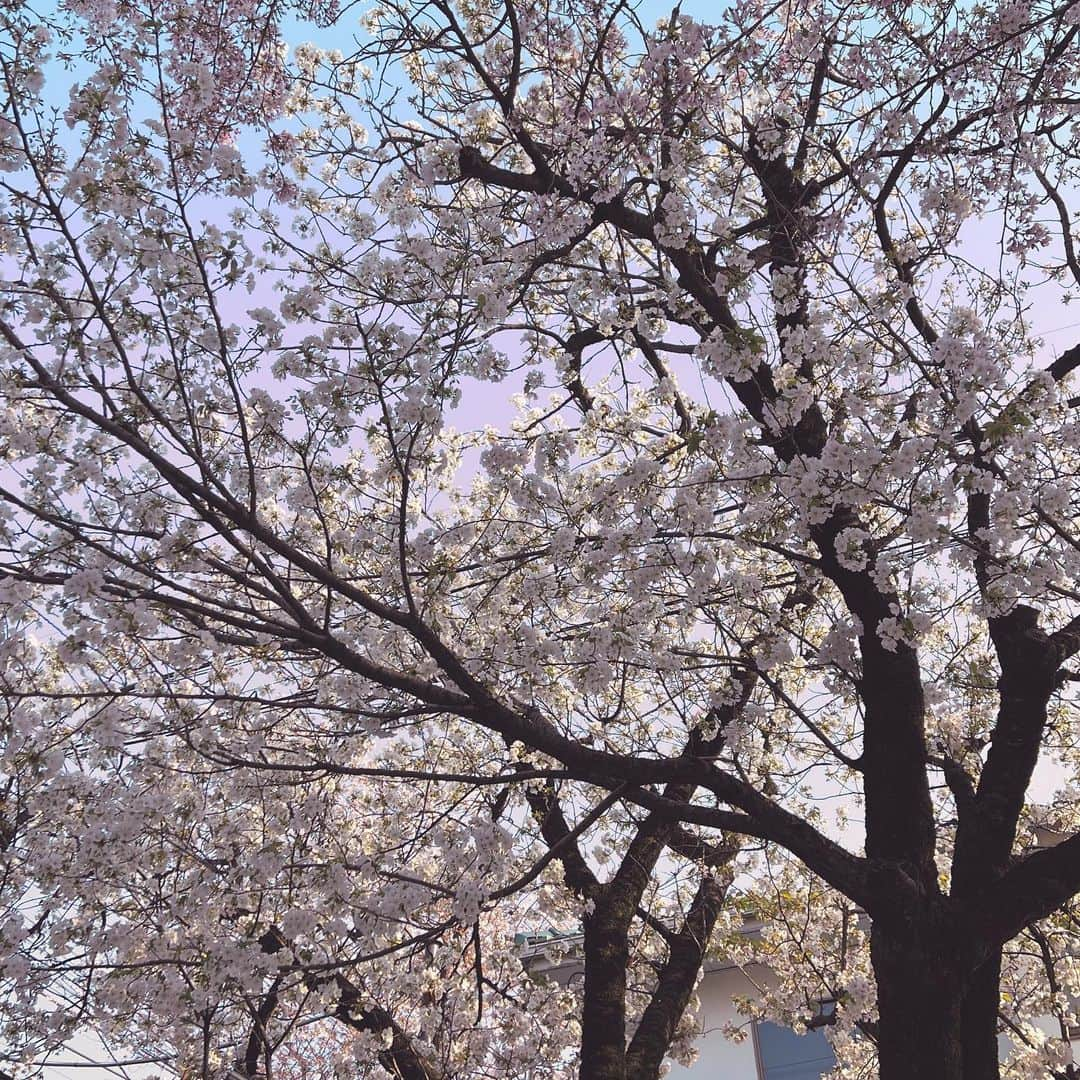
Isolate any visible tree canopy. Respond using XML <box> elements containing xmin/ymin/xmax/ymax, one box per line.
<box><xmin>2</xmin><ymin>0</ymin><xmax>1080</xmax><ymax>1077</ymax></box>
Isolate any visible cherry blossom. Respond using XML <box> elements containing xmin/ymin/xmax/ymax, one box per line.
<box><xmin>4</xmin><ymin>0</ymin><xmax>1080</xmax><ymax>1078</ymax></box>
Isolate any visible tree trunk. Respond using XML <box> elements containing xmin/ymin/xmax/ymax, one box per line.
<box><xmin>960</xmin><ymin>950</ymin><xmax>1002</xmax><ymax>1080</ymax></box>
<box><xmin>579</xmin><ymin>906</ymin><xmax>629</xmax><ymax>1080</ymax></box>
<box><xmin>625</xmin><ymin>873</ymin><xmax>729</xmax><ymax>1080</ymax></box>
<box><xmin>872</xmin><ymin>923</ymin><xmax>967</xmax><ymax>1080</ymax></box>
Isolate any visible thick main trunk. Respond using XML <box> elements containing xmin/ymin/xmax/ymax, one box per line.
<box><xmin>874</xmin><ymin>925</ymin><xmax>1003</xmax><ymax>1080</ymax></box>
<box><xmin>579</xmin><ymin>909</ymin><xmax>629</xmax><ymax>1080</ymax></box>
<box><xmin>872</xmin><ymin>924</ymin><xmax>968</xmax><ymax>1080</ymax></box>
<box><xmin>960</xmin><ymin>950</ymin><xmax>1002</xmax><ymax>1080</ymax></box>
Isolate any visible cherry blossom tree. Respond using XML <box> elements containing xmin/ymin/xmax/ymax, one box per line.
<box><xmin>0</xmin><ymin>7</ymin><xmax>743</xmax><ymax>1079</ymax></box>
<box><xmin>4</xmin><ymin>0</ymin><xmax>1080</xmax><ymax>1078</ymax></box>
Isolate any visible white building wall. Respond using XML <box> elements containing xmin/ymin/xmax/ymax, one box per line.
<box><xmin>666</xmin><ymin>964</ymin><xmax>765</xmax><ymax>1078</ymax></box>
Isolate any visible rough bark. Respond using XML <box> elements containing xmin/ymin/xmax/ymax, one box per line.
<box><xmin>960</xmin><ymin>950</ymin><xmax>1003</xmax><ymax>1080</ymax></box>
<box><xmin>872</xmin><ymin>921</ymin><xmax>967</xmax><ymax>1080</ymax></box>
<box><xmin>580</xmin><ymin>902</ymin><xmax>632</xmax><ymax>1080</ymax></box>
<box><xmin>576</xmin><ymin>799</ymin><xmax>685</xmax><ymax>1080</ymax></box>
<box><xmin>953</xmin><ymin>604</ymin><xmax>1059</xmax><ymax>898</ymax></box>
<box><xmin>870</xmin><ymin>911</ymin><xmax>1007</xmax><ymax>1080</ymax></box>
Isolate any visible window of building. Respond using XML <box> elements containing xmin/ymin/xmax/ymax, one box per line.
<box><xmin>753</xmin><ymin>1019</ymin><xmax>837</xmax><ymax>1080</ymax></box>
